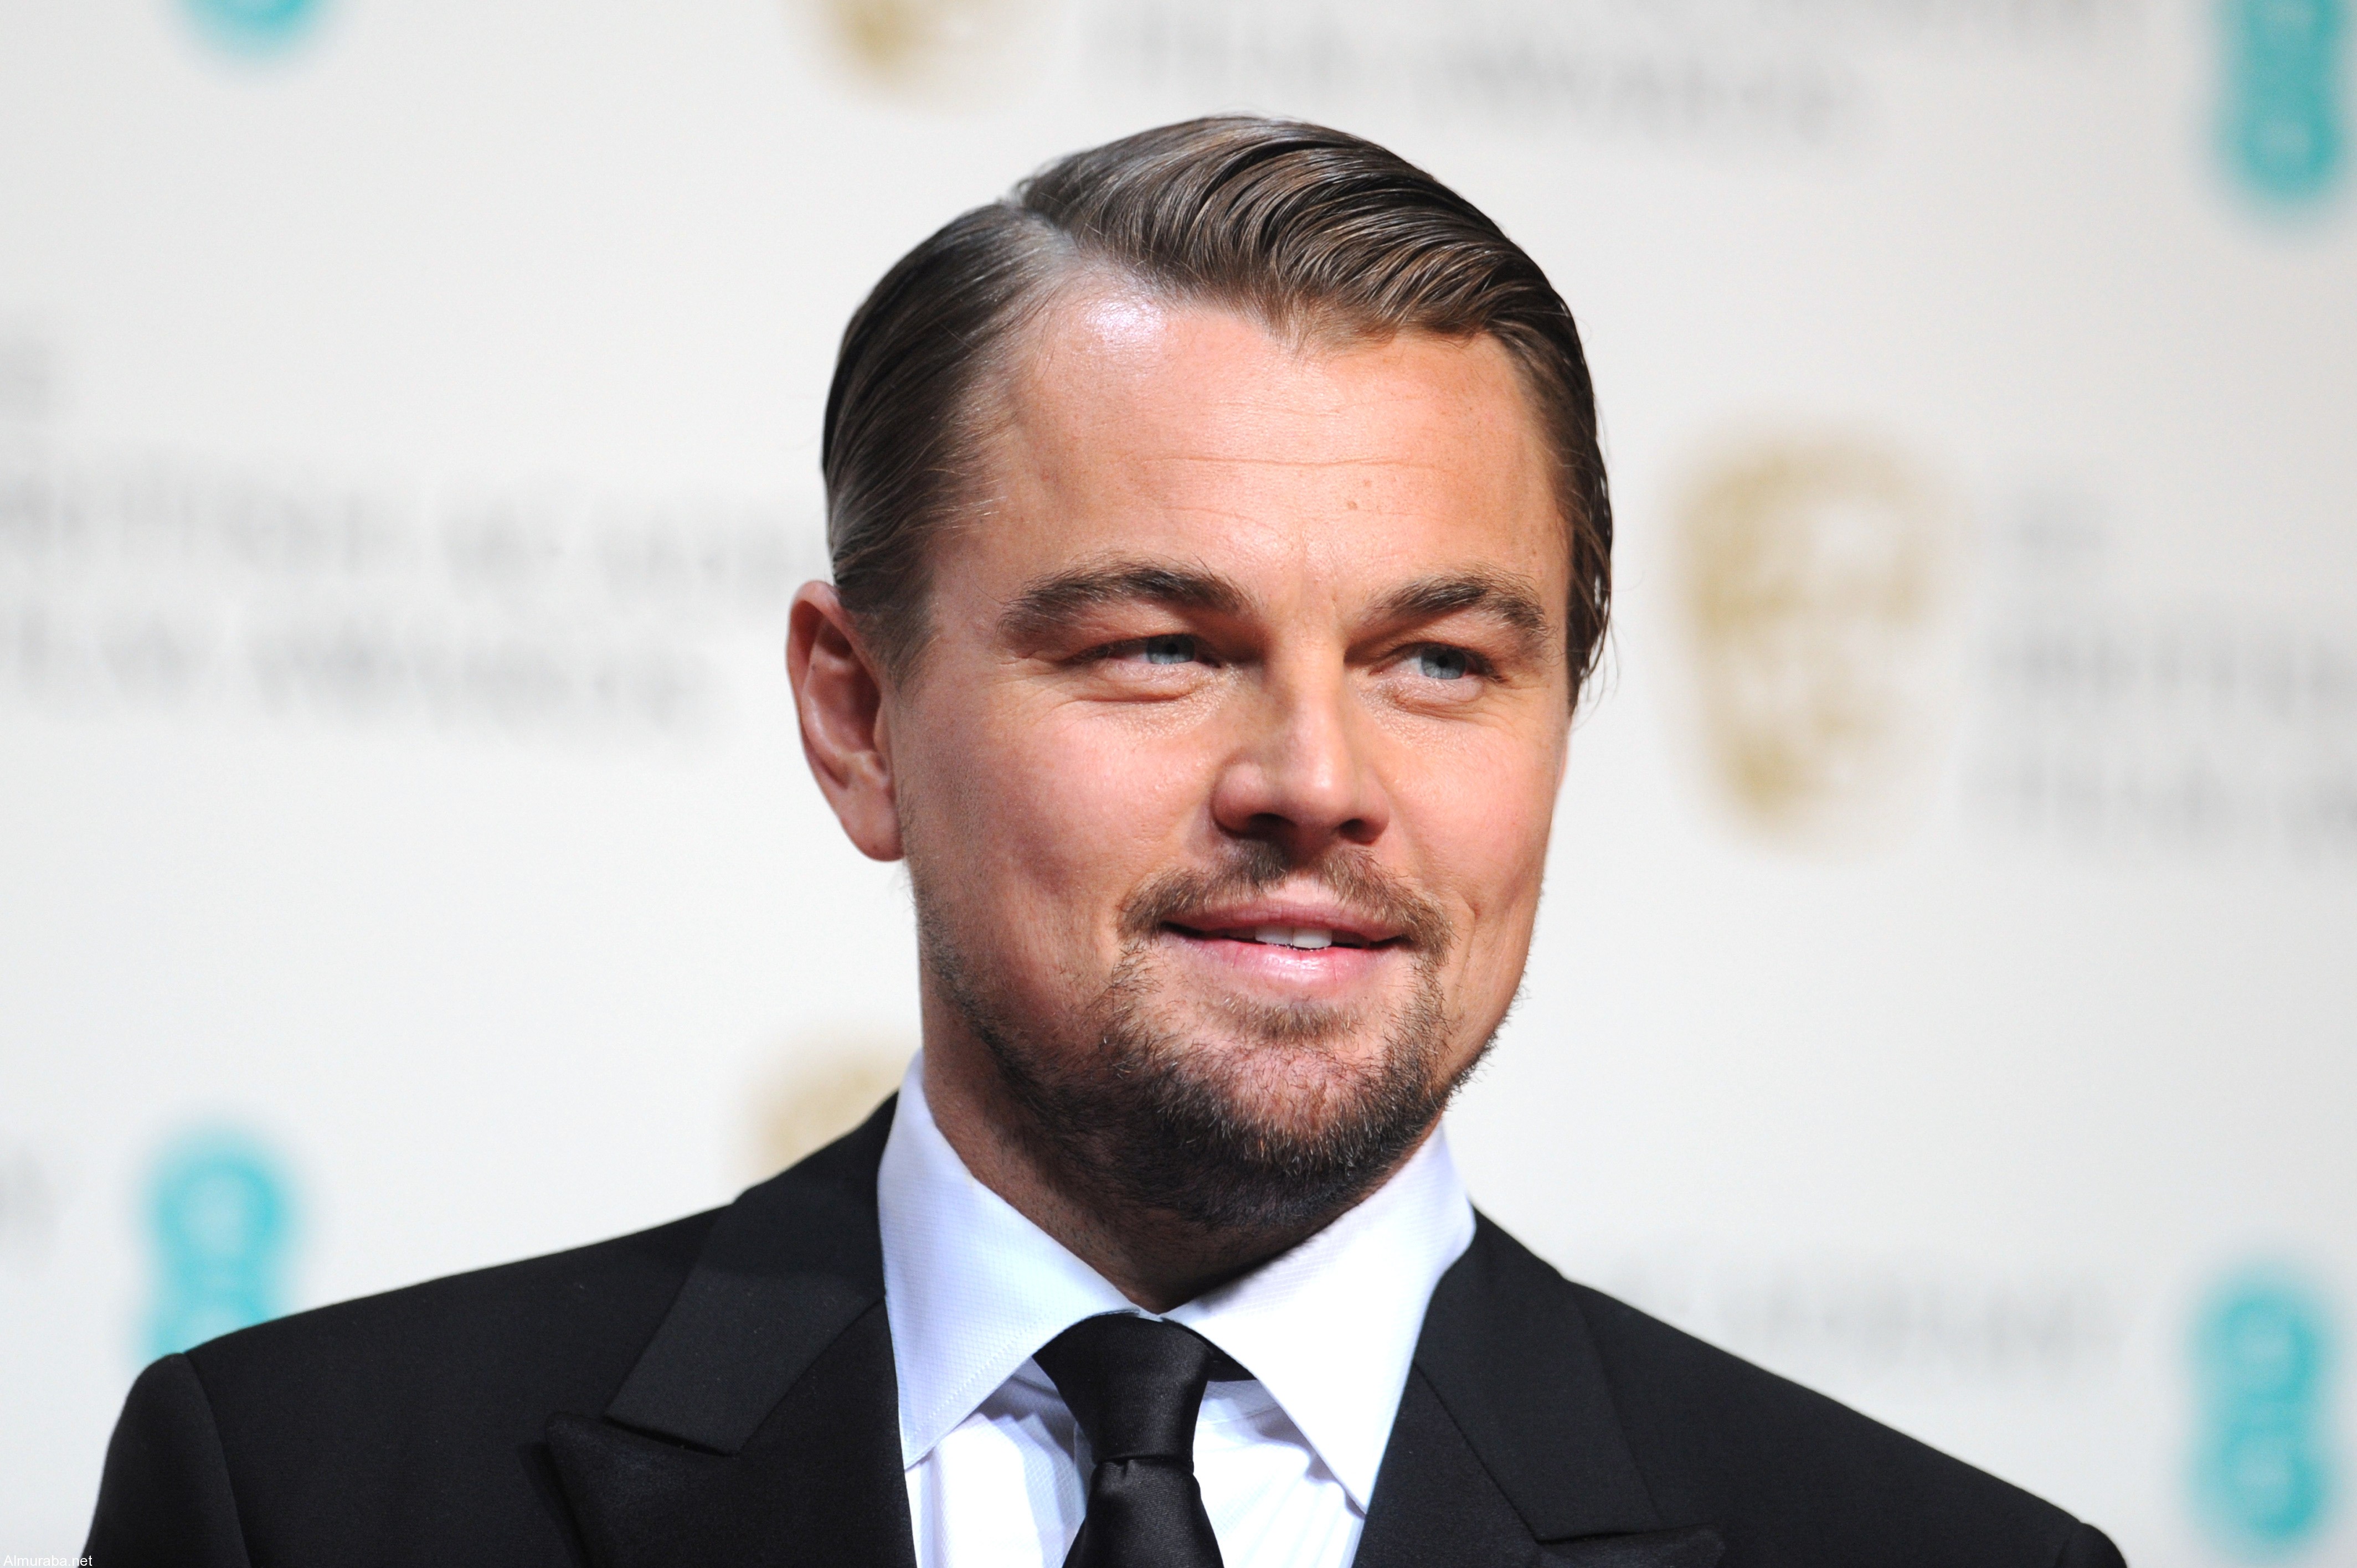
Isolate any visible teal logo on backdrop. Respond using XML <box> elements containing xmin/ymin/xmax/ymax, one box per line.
<box><xmin>2193</xmin><ymin>1271</ymin><xmax>2337</xmax><ymax>1555</ymax></box>
<box><xmin>2221</xmin><ymin>0</ymin><xmax>2347</xmax><ymax>203</ymax></box>
<box><xmin>182</xmin><ymin>0</ymin><xmax>326</xmax><ymax>51</ymax></box>
<box><xmin>146</xmin><ymin>1130</ymin><xmax>296</xmax><ymax>1358</ymax></box>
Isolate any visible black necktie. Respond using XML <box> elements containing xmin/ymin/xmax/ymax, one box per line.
<box><xmin>1033</xmin><ymin>1313</ymin><xmax>1248</xmax><ymax>1568</ymax></box>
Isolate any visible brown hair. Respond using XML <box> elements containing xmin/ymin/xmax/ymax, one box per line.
<box><xmin>821</xmin><ymin>115</ymin><xmax>1612</xmax><ymax>701</ymax></box>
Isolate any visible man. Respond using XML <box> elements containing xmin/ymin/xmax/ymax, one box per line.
<box><xmin>86</xmin><ymin>117</ymin><xmax>2124</xmax><ymax>1568</ymax></box>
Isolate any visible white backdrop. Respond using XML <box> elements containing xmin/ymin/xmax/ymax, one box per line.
<box><xmin>3</xmin><ymin>1</ymin><xmax>2353</xmax><ymax>1561</ymax></box>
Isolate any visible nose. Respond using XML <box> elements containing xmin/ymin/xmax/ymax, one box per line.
<box><xmin>1208</xmin><ymin>662</ymin><xmax>1392</xmax><ymax>857</ymax></box>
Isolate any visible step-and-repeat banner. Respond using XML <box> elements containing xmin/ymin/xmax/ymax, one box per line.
<box><xmin>3</xmin><ymin>1</ymin><xmax>2351</xmax><ymax>1560</ymax></box>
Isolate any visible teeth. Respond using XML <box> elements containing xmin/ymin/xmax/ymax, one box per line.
<box><xmin>1252</xmin><ymin>926</ymin><xmax>1334</xmax><ymax>950</ymax></box>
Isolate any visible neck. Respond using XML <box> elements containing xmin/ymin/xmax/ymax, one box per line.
<box><xmin>919</xmin><ymin>1022</ymin><xmax>1411</xmax><ymax>1314</ymax></box>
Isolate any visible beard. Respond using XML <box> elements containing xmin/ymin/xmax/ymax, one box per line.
<box><xmin>918</xmin><ymin>839</ymin><xmax>1488</xmax><ymax>1237</ymax></box>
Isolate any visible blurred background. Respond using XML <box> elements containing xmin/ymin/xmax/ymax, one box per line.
<box><xmin>2</xmin><ymin>0</ymin><xmax>2351</xmax><ymax>1559</ymax></box>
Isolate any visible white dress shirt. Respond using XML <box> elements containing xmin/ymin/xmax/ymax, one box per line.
<box><xmin>877</xmin><ymin>1056</ymin><xmax>1476</xmax><ymax>1568</ymax></box>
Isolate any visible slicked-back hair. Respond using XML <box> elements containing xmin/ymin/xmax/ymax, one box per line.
<box><xmin>821</xmin><ymin>115</ymin><xmax>1612</xmax><ymax>703</ymax></box>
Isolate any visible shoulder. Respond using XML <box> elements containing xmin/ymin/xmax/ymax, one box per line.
<box><xmin>1575</xmin><ymin>1282</ymin><xmax>2068</xmax><ymax>1538</ymax></box>
<box><xmin>1468</xmin><ymin>1220</ymin><xmax>2118</xmax><ymax>1566</ymax></box>
<box><xmin>91</xmin><ymin>1110</ymin><xmax>905</xmax><ymax>1565</ymax></box>
<box><xmin>93</xmin><ymin>1207</ymin><xmax>723</xmax><ymax>1566</ymax></box>
<box><xmin>184</xmin><ymin>1205</ymin><xmax>719</xmax><ymax>1438</ymax></box>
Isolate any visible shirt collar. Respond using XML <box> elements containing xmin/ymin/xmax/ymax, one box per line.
<box><xmin>876</xmin><ymin>1054</ymin><xmax>1475</xmax><ymax>1510</ymax></box>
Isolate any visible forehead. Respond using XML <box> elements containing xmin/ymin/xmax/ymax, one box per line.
<box><xmin>949</xmin><ymin>291</ymin><xmax>1568</xmax><ymax>608</ymax></box>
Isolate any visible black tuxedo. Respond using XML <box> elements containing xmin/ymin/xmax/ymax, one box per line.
<box><xmin>88</xmin><ymin>1101</ymin><xmax>2123</xmax><ymax>1567</ymax></box>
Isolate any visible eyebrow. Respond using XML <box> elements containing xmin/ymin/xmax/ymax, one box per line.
<box><xmin>996</xmin><ymin>558</ymin><xmax>1555</xmax><ymax>661</ymax></box>
<box><xmin>997</xmin><ymin>559</ymin><xmax>1249</xmax><ymax>643</ymax></box>
<box><xmin>1373</xmin><ymin>570</ymin><xmax>1553</xmax><ymax>658</ymax></box>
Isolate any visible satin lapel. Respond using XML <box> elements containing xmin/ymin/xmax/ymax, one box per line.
<box><xmin>548</xmin><ymin>1305</ymin><xmax>908</xmax><ymax>1568</ymax></box>
<box><xmin>547</xmin><ymin>1101</ymin><xmax>915</xmax><ymax>1568</ymax></box>
<box><xmin>1355</xmin><ymin>1367</ymin><xmax>1551</xmax><ymax>1568</ymax></box>
<box><xmin>1357</xmin><ymin>1214</ymin><xmax>1723</xmax><ymax>1568</ymax></box>
<box><xmin>1537</xmin><ymin>1529</ymin><xmax>1725</xmax><ymax>1568</ymax></box>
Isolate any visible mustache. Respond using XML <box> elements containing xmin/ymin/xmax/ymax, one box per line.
<box><xmin>1116</xmin><ymin>840</ymin><xmax>1454</xmax><ymax>953</ymax></box>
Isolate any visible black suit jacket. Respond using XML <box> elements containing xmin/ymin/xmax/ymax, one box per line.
<box><xmin>87</xmin><ymin>1101</ymin><xmax>2124</xmax><ymax>1568</ymax></box>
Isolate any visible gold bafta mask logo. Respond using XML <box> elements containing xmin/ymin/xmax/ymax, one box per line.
<box><xmin>808</xmin><ymin>0</ymin><xmax>1046</xmax><ymax>96</ymax></box>
<box><xmin>1675</xmin><ymin>439</ymin><xmax>1963</xmax><ymax>849</ymax></box>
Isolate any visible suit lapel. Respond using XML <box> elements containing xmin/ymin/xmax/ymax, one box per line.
<box><xmin>547</xmin><ymin>1101</ymin><xmax>917</xmax><ymax>1568</ymax></box>
<box><xmin>542</xmin><ymin>1115</ymin><xmax>1720</xmax><ymax>1568</ymax></box>
<box><xmin>1355</xmin><ymin>1365</ymin><xmax>1549</xmax><ymax>1568</ymax></box>
<box><xmin>1357</xmin><ymin>1214</ymin><xmax>1723</xmax><ymax>1568</ymax></box>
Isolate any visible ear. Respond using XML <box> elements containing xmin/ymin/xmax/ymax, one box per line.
<box><xmin>787</xmin><ymin>582</ymin><xmax>904</xmax><ymax>862</ymax></box>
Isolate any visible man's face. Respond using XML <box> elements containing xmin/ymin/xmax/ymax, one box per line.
<box><xmin>877</xmin><ymin>291</ymin><xmax>1573</xmax><ymax>1225</ymax></box>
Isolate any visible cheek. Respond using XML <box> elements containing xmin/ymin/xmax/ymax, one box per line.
<box><xmin>912</xmin><ymin>700</ymin><xmax>1211</xmax><ymax>955</ymax></box>
<box><xmin>1393</xmin><ymin>732</ymin><xmax>1560</xmax><ymax>948</ymax></box>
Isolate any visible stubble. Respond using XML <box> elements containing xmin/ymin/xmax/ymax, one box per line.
<box><xmin>918</xmin><ymin>839</ymin><xmax>1488</xmax><ymax>1238</ymax></box>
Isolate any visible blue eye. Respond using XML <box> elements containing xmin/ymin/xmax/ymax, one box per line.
<box><xmin>1414</xmin><ymin>646</ymin><xmax>1473</xmax><ymax>680</ymax></box>
<box><xmin>1139</xmin><ymin>635</ymin><xmax>1197</xmax><ymax>665</ymax></box>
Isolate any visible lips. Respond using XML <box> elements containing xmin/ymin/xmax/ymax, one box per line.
<box><xmin>1181</xmin><ymin>924</ymin><xmax>1365</xmax><ymax>950</ymax></box>
<box><xmin>1148</xmin><ymin>897</ymin><xmax>1413</xmax><ymax>1007</ymax></box>
<box><xmin>1163</xmin><ymin>904</ymin><xmax>1406</xmax><ymax>952</ymax></box>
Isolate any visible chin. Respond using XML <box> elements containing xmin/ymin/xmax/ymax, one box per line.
<box><xmin>927</xmin><ymin>874</ymin><xmax>1477</xmax><ymax>1232</ymax></box>
<box><xmin>1146</xmin><ymin>1004</ymin><xmax>1410</xmax><ymax>1129</ymax></box>
<box><xmin>1030</xmin><ymin>966</ymin><xmax>1470</xmax><ymax>1234</ymax></box>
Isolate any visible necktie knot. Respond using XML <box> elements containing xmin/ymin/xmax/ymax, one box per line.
<box><xmin>1032</xmin><ymin>1314</ymin><xmax>1249</xmax><ymax>1568</ymax></box>
<box><xmin>1035</xmin><ymin>1313</ymin><xmax>1244</xmax><ymax>1463</ymax></box>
